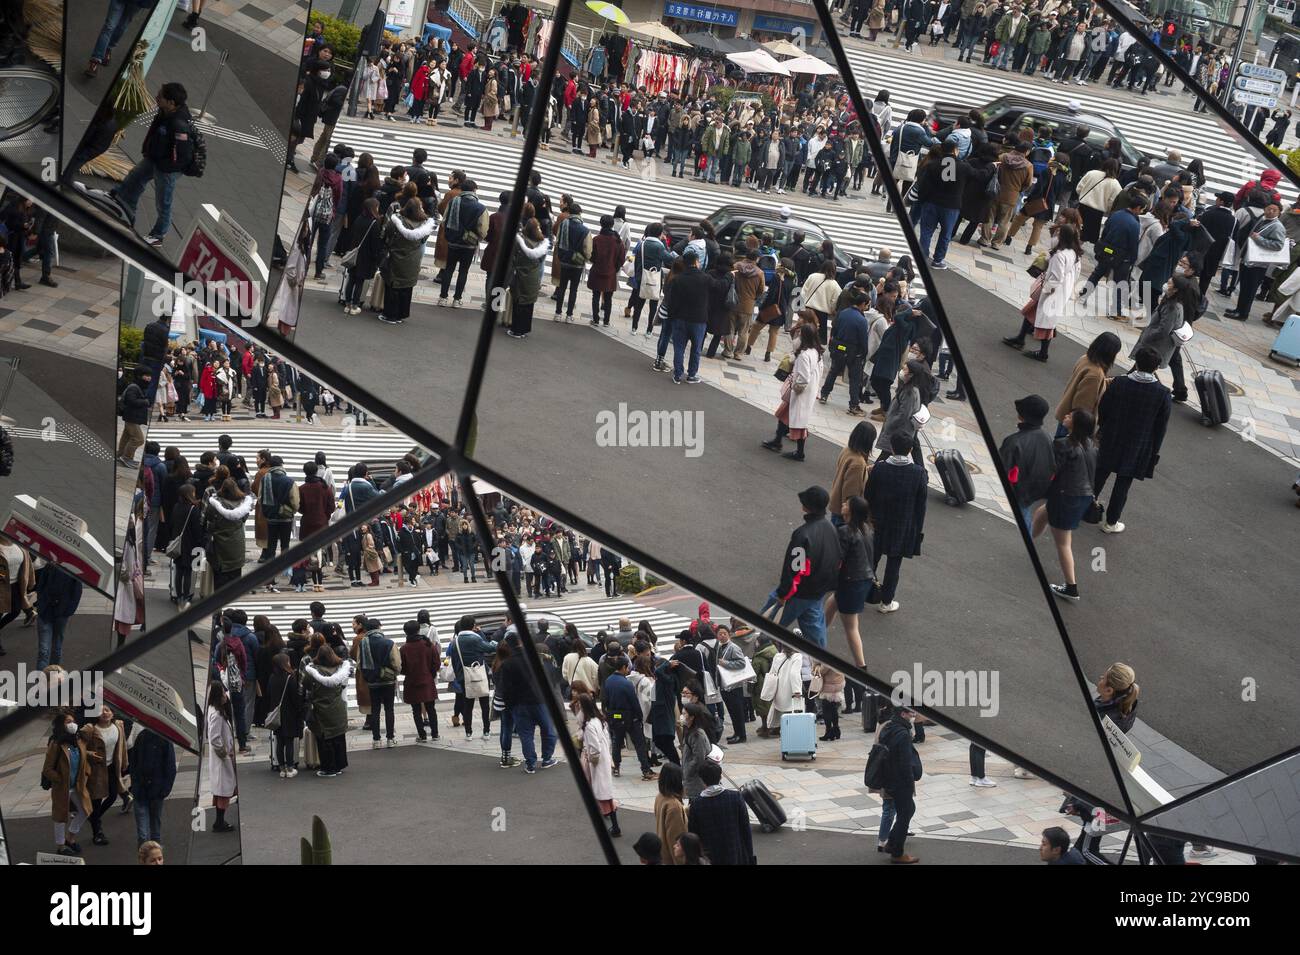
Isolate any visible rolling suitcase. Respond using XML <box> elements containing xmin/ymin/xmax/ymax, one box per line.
<box><xmin>780</xmin><ymin>711</ymin><xmax>817</xmax><ymax>761</ymax></box>
<box><xmin>934</xmin><ymin>448</ymin><xmax>975</xmax><ymax>505</ymax></box>
<box><xmin>1269</xmin><ymin>314</ymin><xmax>1300</xmax><ymax>366</ymax></box>
<box><xmin>720</xmin><ymin>767</ymin><xmax>786</xmax><ymax>832</ymax></box>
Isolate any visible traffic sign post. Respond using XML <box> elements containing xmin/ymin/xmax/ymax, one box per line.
<box><xmin>177</xmin><ymin>206</ymin><xmax>269</xmax><ymax>328</ymax></box>
<box><xmin>1</xmin><ymin>495</ymin><xmax>113</xmax><ymax>595</ymax></box>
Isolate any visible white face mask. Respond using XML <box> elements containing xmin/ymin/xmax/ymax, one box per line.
<box><xmin>65</xmin><ymin>722</ymin><xmax>77</xmax><ymax>738</ymax></box>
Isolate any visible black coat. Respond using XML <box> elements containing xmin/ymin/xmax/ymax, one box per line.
<box><xmin>688</xmin><ymin>790</ymin><xmax>755</xmax><ymax>865</ymax></box>
<box><xmin>349</xmin><ymin>211</ymin><xmax>386</xmax><ymax>278</ymax></box>
<box><xmin>865</xmin><ymin>459</ymin><xmax>928</xmax><ymax>557</ymax></box>
<box><xmin>998</xmin><ymin>424</ymin><xmax>1055</xmax><ymax>507</ymax></box>
<box><xmin>1096</xmin><ymin>375</ymin><xmax>1171</xmax><ymax>479</ymax></box>
<box><xmin>264</xmin><ymin>670</ymin><xmax>305</xmax><ymax>738</ymax></box>
<box><xmin>776</xmin><ymin>513</ymin><xmax>841</xmax><ymax>600</ymax></box>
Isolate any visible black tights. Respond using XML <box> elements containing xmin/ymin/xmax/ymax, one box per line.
<box><xmin>773</xmin><ymin>421</ymin><xmax>805</xmax><ymax>455</ymax></box>
<box><xmin>1011</xmin><ymin>319</ymin><xmax>1050</xmax><ymax>357</ymax></box>
<box><xmin>455</xmin><ymin>693</ymin><xmax>491</xmax><ymax>733</ymax></box>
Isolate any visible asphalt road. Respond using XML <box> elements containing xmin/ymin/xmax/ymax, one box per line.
<box><xmin>930</xmin><ymin>268</ymin><xmax>1300</xmax><ymax>778</ymax></box>
<box><xmin>1</xmin><ymin>793</ymin><xmax>196</xmax><ymax>866</ymax></box>
<box><xmin>293</xmin><ymin>287</ymin><xmax>1127</xmax><ymax>809</ymax></box>
<box><xmin>236</xmin><ymin>745</ymin><xmax>1037</xmax><ymax>865</ymax></box>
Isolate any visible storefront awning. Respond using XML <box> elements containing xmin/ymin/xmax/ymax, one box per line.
<box><xmin>761</xmin><ymin>38</ymin><xmax>804</xmax><ymax>58</ymax></box>
<box><xmin>782</xmin><ymin>53</ymin><xmax>838</xmax><ymax>75</ymax></box>
<box><xmin>726</xmin><ymin>48</ymin><xmax>791</xmax><ymax>76</ymax></box>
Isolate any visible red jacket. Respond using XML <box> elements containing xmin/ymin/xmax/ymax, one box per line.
<box><xmin>459</xmin><ymin>54</ymin><xmax>474</xmax><ymax>80</ymax></box>
<box><xmin>200</xmin><ymin>365</ymin><xmax>216</xmax><ymax>399</ymax></box>
<box><xmin>411</xmin><ymin>64</ymin><xmax>429</xmax><ymax>100</ymax></box>
<box><xmin>241</xmin><ymin>349</ymin><xmax>254</xmax><ymax>376</ymax></box>
<box><xmin>564</xmin><ymin>78</ymin><xmax>577</xmax><ymax>107</ymax></box>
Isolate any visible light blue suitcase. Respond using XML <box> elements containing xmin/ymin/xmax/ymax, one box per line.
<box><xmin>780</xmin><ymin>711</ymin><xmax>817</xmax><ymax>761</ymax></box>
<box><xmin>1269</xmin><ymin>314</ymin><xmax>1300</xmax><ymax>366</ymax></box>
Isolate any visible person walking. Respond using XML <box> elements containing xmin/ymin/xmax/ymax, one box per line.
<box><xmin>110</xmin><ymin>83</ymin><xmax>195</xmax><ymax>246</ymax></box>
<box><xmin>1092</xmin><ymin>346</ymin><xmax>1172</xmax><ymax>534</ymax></box>
<box><xmin>1031</xmin><ymin>408</ymin><xmax>1097</xmax><ymax>602</ymax></box>
<box><xmin>998</xmin><ymin>394</ymin><xmax>1056</xmax><ymax>528</ymax></box>
<box><xmin>42</xmin><ymin>713</ymin><xmax>93</xmax><ymax>856</ymax></box>
<box><xmin>880</xmin><ymin>705</ymin><xmax>922</xmax><ymax>863</ymax></box>
<box><xmin>762</xmin><ymin>485</ymin><xmax>841</xmax><ymax>646</ymax></box>
<box><xmin>1054</xmin><ymin>332</ymin><xmax>1121</xmax><ymax>438</ymax></box>
<box><xmin>1002</xmin><ymin>223</ymin><xmax>1082</xmax><ymax>361</ymax></box>
<box><xmin>865</xmin><ymin>433</ymin><xmax>928</xmax><ymax>614</ymax></box>
<box><xmin>761</xmin><ymin>323</ymin><xmax>824</xmax><ymax>461</ymax></box>
<box><xmin>127</xmin><ymin>729</ymin><xmax>175</xmax><ymax>845</ymax></box>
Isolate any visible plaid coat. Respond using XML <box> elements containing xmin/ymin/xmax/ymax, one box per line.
<box><xmin>1097</xmin><ymin>375</ymin><xmax>1172</xmax><ymax>479</ymax></box>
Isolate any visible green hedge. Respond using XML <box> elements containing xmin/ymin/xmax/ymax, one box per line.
<box><xmin>119</xmin><ymin>325</ymin><xmax>143</xmax><ymax>366</ymax></box>
<box><xmin>1268</xmin><ymin>144</ymin><xmax>1300</xmax><ymax>178</ymax></box>
<box><xmin>616</xmin><ymin>566</ymin><xmax>665</xmax><ymax>593</ymax></box>
<box><xmin>315</xmin><ymin>13</ymin><xmax>363</xmax><ymax>65</ymax></box>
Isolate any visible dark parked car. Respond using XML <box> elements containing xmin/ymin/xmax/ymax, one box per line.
<box><xmin>472</xmin><ymin>610</ymin><xmax>599</xmax><ymax>651</ymax></box>
<box><xmin>663</xmin><ymin>204</ymin><xmax>853</xmax><ymax>269</ymax></box>
<box><xmin>931</xmin><ymin>94</ymin><xmax>1147</xmax><ymax>173</ymax></box>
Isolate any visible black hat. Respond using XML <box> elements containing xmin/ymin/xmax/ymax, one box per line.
<box><xmin>797</xmin><ymin>485</ymin><xmax>830</xmax><ymax>512</ymax></box>
<box><xmin>1014</xmin><ymin>394</ymin><xmax>1050</xmax><ymax>425</ymax></box>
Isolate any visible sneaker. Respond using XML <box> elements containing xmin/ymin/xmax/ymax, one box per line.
<box><xmin>685</xmin><ymin>375</ymin><xmax>702</xmax><ymax>384</ymax></box>
<box><xmin>930</xmin><ymin>260</ymin><xmax>949</xmax><ymax>270</ymax></box>
<box><xmin>1013</xmin><ymin>767</ymin><xmax>1035</xmax><ymax>779</ymax></box>
<box><xmin>372</xmin><ymin>740</ymin><xmax>383</xmax><ymax>749</ymax></box>
<box><xmin>437</xmin><ymin>297</ymin><xmax>448</xmax><ymax>307</ymax></box>
<box><xmin>481</xmin><ymin>728</ymin><xmax>490</xmax><ymax>740</ymax></box>
<box><xmin>1101</xmin><ymin>521</ymin><xmax>1125</xmax><ymax>534</ymax></box>
<box><xmin>1050</xmin><ymin>583</ymin><xmax>1080</xmax><ymax>602</ymax></box>
<box><xmin>500</xmin><ymin>755</ymin><xmax>521</xmax><ymax>768</ymax></box>
<box><xmin>877</xmin><ymin>600</ymin><xmax>900</xmax><ymax>614</ymax></box>
<box><xmin>386</xmin><ymin>738</ymin><xmax>397</xmax><ymax>748</ymax></box>
<box><xmin>285</xmin><ymin>767</ymin><xmax>298</xmax><ymax>778</ymax></box>
<box><xmin>452</xmin><ymin>299</ymin><xmax>463</xmax><ymax>309</ymax></box>
<box><xmin>1188</xmin><ymin>847</ymin><xmax>1219</xmax><ymax>859</ymax></box>
<box><xmin>971</xmin><ymin>777</ymin><xmax>998</xmax><ymax>788</ymax></box>
<box><xmin>523</xmin><ymin>764</ymin><xmax>537</xmax><ymax>774</ymax></box>
<box><xmin>144</xmin><ymin>235</ymin><xmax>164</xmax><ymax>248</ymax></box>
<box><xmin>641</xmin><ymin>769</ymin><xmax>659</xmax><ymax>781</ymax></box>
<box><xmin>279</xmin><ymin>768</ymin><xmax>288</xmax><ymax>778</ymax></box>
<box><xmin>316</xmin><ymin>770</ymin><xmax>339</xmax><ymax>778</ymax></box>
<box><xmin>538</xmin><ymin>757</ymin><xmax>559</xmax><ymax>770</ymax></box>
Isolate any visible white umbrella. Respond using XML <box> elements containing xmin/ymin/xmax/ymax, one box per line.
<box><xmin>782</xmin><ymin>54</ymin><xmax>838</xmax><ymax>76</ymax></box>
<box><xmin>725</xmin><ymin>49</ymin><xmax>791</xmax><ymax>76</ymax></box>
<box><xmin>762</xmin><ymin>39</ymin><xmax>805</xmax><ymax>58</ymax></box>
<box><xmin>624</xmin><ymin>20</ymin><xmax>688</xmax><ymax>45</ymax></box>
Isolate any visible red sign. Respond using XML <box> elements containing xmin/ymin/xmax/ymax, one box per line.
<box><xmin>178</xmin><ymin>227</ymin><xmax>259</xmax><ymax>319</ymax></box>
<box><xmin>2</xmin><ymin>516</ymin><xmax>105</xmax><ymax>591</ymax></box>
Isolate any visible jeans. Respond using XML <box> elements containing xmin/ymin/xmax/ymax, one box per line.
<box><xmin>370</xmin><ymin>683</ymin><xmax>396</xmax><ymax>740</ymax></box>
<box><xmin>133</xmin><ymin>797</ymin><xmax>164</xmax><ymax>845</ymax></box>
<box><xmin>821</xmin><ymin>347</ymin><xmax>865</xmax><ymax>408</ymax></box>
<box><xmin>114</xmin><ymin>158</ymin><xmax>181</xmax><ymax>240</ymax></box>
<box><xmin>439</xmin><ymin>246</ymin><xmax>475</xmax><ymax>300</ymax></box>
<box><xmin>91</xmin><ymin>0</ymin><xmax>139</xmax><ymax>63</ymax></box>
<box><xmin>778</xmin><ymin>594</ymin><xmax>827</xmax><ymax>647</ymax></box>
<box><xmin>671</xmin><ymin>321</ymin><xmax>706</xmax><ymax>379</ymax></box>
<box><xmin>704</xmin><ymin>154</ymin><xmax>721</xmax><ymax>183</ymax></box>
<box><xmin>878</xmin><ymin>796</ymin><xmax>896</xmax><ymax>843</ymax></box>
<box><xmin>36</xmin><ymin>615</ymin><xmax>70</xmax><ymax>669</ymax></box>
<box><xmin>609</xmin><ymin>714</ymin><xmax>652</xmax><ymax>772</ymax></box>
<box><xmin>512</xmin><ymin>702</ymin><xmax>557</xmax><ymax>768</ymax></box>
<box><xmin>918</xmin><ymin>203</ymin><xmax>960</xmax><ymax>264</ymax></box>
<box><xmin>497</xmin><ymin>706</ymin><xmax>515</xmax><ymax>753</ymax></box>
<box><xmin>555</xmin><ymin>268</ymin><xmax>581</xmax><ymax>315</ymax></box>
<box><xmin>887</xmin><ymin>791</ymin><xmax>916</xmax><ymax>857</ymax></box>
<box><xmin>669</xmin><ymin>146</ymin><xmax>687</xmax><ymax>177</ymax></box>
<box><xmin>994</xmin><ymin>43</ymin><xmax>1014</xmax><ymax>68</ymax></box>
<box><xmin>656</xmin><ymin>316</ymin><xmax>676</xmax><ymax>363</ymax></box>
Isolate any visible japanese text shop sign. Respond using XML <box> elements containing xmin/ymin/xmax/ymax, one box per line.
<box><xmin>664</xmin><ymin>2</ymin><xmax>738</xmax><ymax>27</ymax></box>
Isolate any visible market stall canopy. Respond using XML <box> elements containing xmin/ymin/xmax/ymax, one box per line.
<box><xmin>725</xmin><ymin>48</ymin><xmax>790</xmax><ymax>75</ymax></box>
<box><xmin>625</xmin><ymin>20</ymin><xmax>688</xmax><ymax>45</ymax></box>
<box><xmin>782</xmin><ymin>53</ymin><xmax>838</xmax><ymax>75</ymax></box>
<box><xmin>585</xmin><ymin>1</ymin><xmax>630</xmax><ymax>24</ymax></box>
<box><xmin>681</xmin><ymin>31</ymin><xmax>732</xmax><ymax>53</ymax></box>
<box><xmin>761</xmin><ymin>38</ymin><xmax>804</xmax><ymax>58</ymax></box>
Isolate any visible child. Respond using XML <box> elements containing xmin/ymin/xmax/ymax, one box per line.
<box><xmin>320</xmin><ymin>388</ymin><xmax>335</xmax><ymax>415</ymax></box>
<box><xmin>929</xmin><ymin>18</ymin><xmax>944</xmax><ymax>45</ymax></box>
<box><xmin>308</xmin><ymin>554</ymin><xmax>324</xmax><ymax>592</ymax></box>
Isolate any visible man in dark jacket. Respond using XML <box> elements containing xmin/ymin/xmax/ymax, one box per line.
<box><xmin>820</xmin><ymin>291</ymin><xmax>871</xmax><ymax>413</ymax></box>
<box><xmin>128</xmin><ymin>729</ymin><xmax>176</xmax><ymax>845</ymax></box>
<box><xmin>864</xmin><ymin>433</ymin><xmax>928</xmax><ymax>614</ymax></box>
<box><xmin>1081</xmin><ymin>196</ymin><xmax>1146</xmax><ymax>320</ymax></box>
<box><xmin>1041</xmin><ymin>826</ymin><xmax>1086</xmax><ymax>863</ymax></box>
<box><xmin>1092</xmin><ymin>346</ymin><xmax>1171</xmax><ymax>534</ymax></box>
<box><xmin>604</xmin><ymin>656</ymin><xmax>656</xmax><ymax>780</ymax></box>
<box><xmin>771</xmin><ymin>486</ymin><xmax>841</xmax><ymax>647</ymax></box>
<box><xmin>688</xmin><ymin>760</ymin><xmax>755</xmax><ymax>864</ymax></box>
<box><xmin>1198</xmin><ymin>192</ymin><xmax>1237</xmax><ymax>299</ymax></box>
<box><xmin>115</xmin><ymin>367</ymin><xmax>152</xmax><ymax>467</ymax></box>
<box><xmin>311</xmin><ymin>82</ymin><xmax>348</xmax><ymax>166</ymax></box>
<box><xmin>666</xmin><ymin>248</ymin><xmax>713</xmax><ymax>382</ymax></box>
<box><xmin>496</xmin><ymin>633</ymin><xmax>558</xmax><ymax>772</ymax></box>
<box><xmin>880</xmin><ymin>706</ymin><xmax>921</xmax><ymax>863</ymax></box>
<box><xmin>997</xmin><ymin>394</ymin><xmax>1055</xmax><ymax>528</ymax></box>
<box><xmin>260</xmin><ymin>456</ymin><xmax>298</xmax><ymax>565</ymax></box>
<box><xmin>110</xmin><ymin>82</ymin><xmax>195</xmax><ymax>246</ymax></box>
<box><xmin>35</xmin><ymin>562</ymin><xmax>83</xmax><ymax>669</ymax></box>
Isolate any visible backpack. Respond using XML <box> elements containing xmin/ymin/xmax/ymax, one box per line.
<box><xmin>312</xmin><ymin>187</ymin><xmax>335</xmax><ymax>227</ymax></box>
<box><xmin>985</xmin><ymin>164</ymin><xmax>1001</xmax><ymax>198</ymax></box>
<box><xmin>864</xmin><ymin>740</ymin><xmax>890</xmax><ymax>790</ymax></box>
<box><xmin>1233</xmin><ymin>209</ymin><xmax>1261</xmax><ymax>249</ymax></box>
<box><xmin>724</xmin><ymin>272</ymin><xmax>738</xmax><ymax>310</ymax></box>
<box><xmin>757</xmin><ymin>252</ymin><xmax>778</xmax><ymax>286</ymax></box>
<box><xmin>184</xmin><ymin>125</ymin><xmax>207</xmax><ymax>178</ymax></box>
<box><xmin>559</xmin><ymin>218</ymin><xmax>588</xmax><ymax>268</ymax></box>
<box><xmin>222</xmin><ymin>646</ymin><xmax>244</xmax><ymax>694</ymax></box>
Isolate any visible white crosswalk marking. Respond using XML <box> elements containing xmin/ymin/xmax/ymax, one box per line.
<box><xmin>839</xmin><ymin>43</ymin><xmax>1287</xmax><ymax>198</ymax></box>
<box><xmin>327</xmin><ymin>119</ymin><xmax>911</xmax><ymax>263</ymax></box>
<box><xmin>223</xmin><ymin>592</ymin><xmax>692</xmax><ymax>711</ymax></box>
<box><xmin>149</xmin><ymin>424</ymin><xmax>424</xmax><ymax>542</ymax></box>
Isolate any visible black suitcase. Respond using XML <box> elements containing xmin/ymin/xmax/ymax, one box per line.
<box><xmin>741</xmin><ymin>780</ymin><xmax>787</xmax><ymax>833</ymax></box>
<box><xmin>1194</xmin><ymin>368</ymin><xmax>1231</xmax><ymax>427</ymax></box>
<box><xmin>934</xmin><ymin>448</ymin><xmax>975</xmax><ymax>506</ymax></box>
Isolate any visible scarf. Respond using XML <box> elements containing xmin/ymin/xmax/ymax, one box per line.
<box><xmin>1128</xmin><ymin>370</ymin><xmax>1157</xmax><ymax>383</ymax></box>
<box><xmin>886</xmin><ymin>454</ymin><xmax>913</xmax><ymax>465</ymax></box>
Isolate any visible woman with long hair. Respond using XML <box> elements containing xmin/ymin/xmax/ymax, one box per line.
<box><xmin>654</xmin><ymin>762</ymin><xmax>689</xmax><ymax>865</ymax></box>
<box><xmin>266</xmin><ymin>653</ymin><xmax>304</xmax><ymax>778</ymax></box>
<box><xmin>507</xmin><ymin>218</ymin><xmax>550</xmax><ymax>340</ymax></box>
<box><xmin>1003</xmin><ymin>223</ymin><xmax>1083</xmax><ymax>361</ymax></box>
<box><xmin>874</xmin><ymin>358</ymin><xmax>934</xmax><ymax>463</ymax></box>
<box><xmin>829</xmin><ymin>420</ymin><xmax>877</xmax><ymax>525</ymax></box>
<box><xmin>761</xmin><ymin>322</ymin><xmax>825</xmax><ymax>461</ymax></box>
<box><xmin>1054</xmin><ymin>331</ymin><xmax>1121</xmax><ymax>438</ymax></box>
<box><xmin>1032</xmin><ymin>408</ymin><xmax>1097</xmax><ymax>602</ymax></box>
<box><xmin>824</xmin><ymin>494</ymin><xmax>876</xmax><ymax>671</ymax></box>
<box><xmin>573</xmin><ymin>692</ymin><xmax>620</xmax><ymax>837</ymax></box>
<box><xmin>204</xmin><ymin>681</ymin><xmax>238</xmax><ymax>832</ymax></box>
<box><xmin>379</xmin><ymin>197</ymin><xmax>435</xmax><ymax>326</ymax></box>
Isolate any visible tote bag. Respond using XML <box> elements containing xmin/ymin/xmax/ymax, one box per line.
<box><xmin>1245</xmin><ymin>236</ymin><xmax>1291</xmax><ymax>267</ymax></box>
<box><xmin>455</xmin><ymin>633</ymin><xmax>491</xmax><ymax>698</ymax></box>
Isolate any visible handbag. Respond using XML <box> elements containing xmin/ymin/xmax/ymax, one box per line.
<box><xmin>912</xmin><ymin>403</ymin><xmax>931</xmax><ymax>428</ymax></box>
<box><xmin>1245</xmin><ymin>236</ymin><xmax>1291</xmax><ymax>267</ymax></box>
<box><xmin>760</xmin><ymin>655</ymin><xmax>790</xmax><ymax>702</ymax></box>
<box><xmin>1027</xmin><ymin>252</ymin><xmax>1048</xmax><ymax>278</ymax></box>
<box><xmin>892</xmin><ymin>149</ymin><xmax>919</xmax><ymax>181</ymax></box>
<box><xmin>809</xmin><ymin>670</ymin><xmax>824</xmax><ymax>696</ymax></box>
<box><xmin>163</xmin><ymin>507</ymin><xmax>195</xmax><ymax>560</ymax></box>
<box><xmin>1083</xmin><ymin>498</ymin><xmax>1104</xmax><ymax>524</ymax></box>
<box><xmin>1022</xmin><ymin>196</ymin><xmax>1048</xmax><ymax>217</ymax></box>
<box><xmin>340</xmin><ymin>221</ymin><xmax>374</xmax><ymax>269</ymax></box>
<box><xmin>264</xmin><ymin>676</ymin><xmax>290</xmax><ymax>731</ymax></box>
<box><xmin>699</xmin><ymin>641</ymin><xmax>722</xmax><ymax>704</ymax></box>
<box><xmin>638</xmin><ymin>242</ymin><xmax>663</xmax><ymax>299</ymax></box>
<box><xmin>774</xmin><ymin>354</ymin><xmax>793</xmax><ymax>381</ymax></box>
<box><xmin>455</xmin><ymin>633</ymin><xmax>491</xmax><ymax>698</ymax></box>
<box><xmin>367</xmin><ymin>271</ymin><xmax>386</xmax><ymax>310</ymax></box>
<box><xmin>718</xmin><ymin>656</ymin><xmax>757</xmax><ymax>690</ymax></box>
<box><xmin>1172</xmin><ymin>321</ymin><xmax>1194</xmax><ymax>344</ymax></box>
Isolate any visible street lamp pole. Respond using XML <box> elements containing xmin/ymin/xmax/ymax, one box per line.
<box><xmin>1224</xmin><ymin>0</ymin><xmax>1257</xmax><ymax>107</ymax></box>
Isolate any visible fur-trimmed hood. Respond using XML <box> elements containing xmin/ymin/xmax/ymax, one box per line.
<box><xmin>388</xmin><ymin>213</ymin><xmax>437</xmax><ymax>242</ymax></box>
<box><xmin>206</xmin><ymin>494</ymin><xmax>255</xmax><ymax>522</ymax></box>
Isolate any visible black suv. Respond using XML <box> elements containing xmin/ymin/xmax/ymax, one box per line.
<box><xmin>663</xmin><ymin>205</ymin><xmax>854</xmax><ymax>269</ymax></box>
<box><xmin>932</xmin><ymin>95</ymin><xmax>1146</xmax><ymax>174</ymax></box>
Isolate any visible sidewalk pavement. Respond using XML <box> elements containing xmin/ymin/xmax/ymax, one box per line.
<box><xmin>0</xmin><ymin>249</ymin><xmax>121</xmax><ymax>367</ymax></box>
